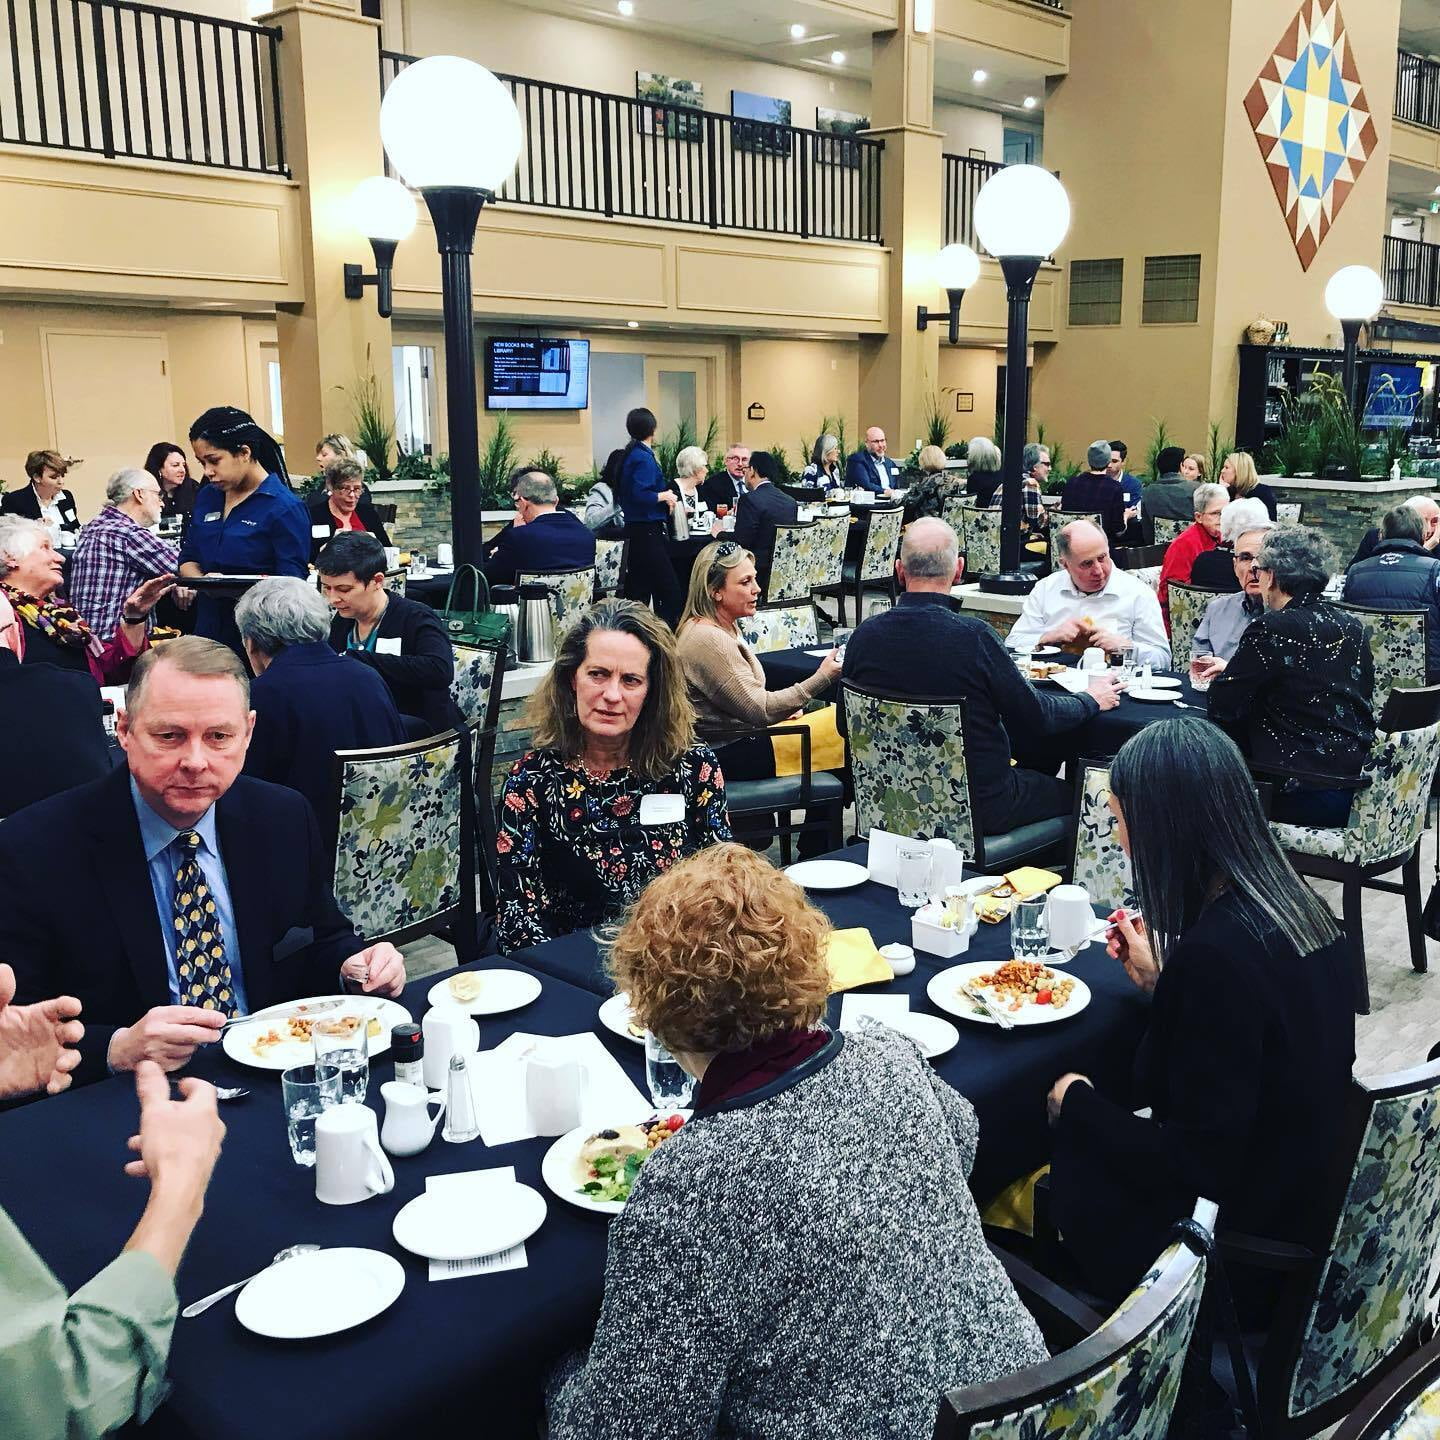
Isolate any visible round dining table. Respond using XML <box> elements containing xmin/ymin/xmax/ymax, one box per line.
<box><xmin>0</xmin><ymin>844</ymin><xmax>1147</xmax><ymax>1440</ymax></box>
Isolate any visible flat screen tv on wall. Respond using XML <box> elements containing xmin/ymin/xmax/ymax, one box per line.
<box><xmin>485</xmin><ymin>338</ymin><xmax>590</xmax><ymax>410</ymax></box>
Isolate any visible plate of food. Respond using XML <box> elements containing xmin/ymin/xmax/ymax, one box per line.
<box><xmin>541</xmin><ymin>1114</ymin><xmax>690</xmax><ymax>1215</ymax></box>
<box><xmin>597</xmin><ymin>992</ymin><xmax>645</xmax><ymax>1045</ymax></box>
<box><xmin>927</xmin><ymin>960</ymin><xmax>1091</xmax><ymax>1027</ymax></box>
<box><xmin>426</xmin><ymin>968</ymin><xmax>542</xmax><ymax>1016</ymax></box>
<box><xmin>784</xmin><ymin>859</ymin><xmax>870</xmax><ymax>891</ymax></box>
<box><xmin>1020</xmin><ymin>660</ymin><xmax>1068</xmax><ymax>683</ymax></box>
<box><xmin>235</xmin><ymin>1247</ymin><xmax>404</xmax><ymax>1339</ymax></box>
<box><xmin>391</xmin><ymin>1182</ymin><xmax>548</xmax><ymax>1261</ymax></box>
<box><xmin>221</xmin><ymin>996</ymin><xmax>411</xmax><ymax>1070</ymax></box>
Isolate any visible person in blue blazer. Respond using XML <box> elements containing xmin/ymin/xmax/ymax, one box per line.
<box><xmin>843</xmin><ymin>427</ymin><xmax>903</xmax><ymax>495</ymax></box>
<box><xmin>482</xmin><ymin>470</ymin><xmax>596</xmax><ymax>586</ymax></box>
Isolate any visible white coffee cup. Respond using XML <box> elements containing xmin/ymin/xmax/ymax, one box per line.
<box><xmin>1079</xmin><ymin>647</ymin><xmax>1107</xmax><ymax>672</ymax></box>
<box><xmin>422</xmin><ymin>1005</ymin><xmax>480</xmax><ymax>1090</ymax></box>
<box><xmin>379</xmin><ymin>1080</ymin><xmax>445</xmax><ymax>1157</ymax></box>
<box><xmin>384</xmin><ymin>546</ymin><xmax>400</xmax><ymax>571</ymax></box>
<box><xmin>1046</xmin><ymin>884</ymin><xmax>1096</xmax><ymax>952</ymax></box>
<box><xmin>315</xmin><ymin>1104</ymin><xmax>395</xmax><ymax>1205</ymax></box>
<box><xmin>436</xmin><ymin>543</ymin><xmax>454</xmax><ymax>568</ymax></box>
<box><xmin>525</xmin><ymin>1055</ymin><xmax>588</xmax><ymax>1136</ymax></box>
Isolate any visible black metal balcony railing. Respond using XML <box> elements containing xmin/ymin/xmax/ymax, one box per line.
<box><xmin>1396</xmin><ymin>50</ymin><xmax>1440</xmax><ymax>132</ymax></box>
<box><xmin>941</xmin><ymin>152</ymin><xmax>1004</xmax><ymax>251</ymax></box>
<box><xmin>380</xmin><ymin>51</ymin><xmax>883</xmax><ymax>245</ymax></box>
<box><xmin>0</xmin><ymin>0</ymin><xmax>286</xmax><ymax>175</ymax></box>
<box><xmin>1384</xmin><ymin>233</ymin><xmax>1440</xmax><ymax>309</ymax></box>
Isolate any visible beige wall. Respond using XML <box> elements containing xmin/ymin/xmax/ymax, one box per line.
<box><xmin>937</xmin><ymin>344</ymin><xmax>1000</xmax><ymax>443</ymax></box>
<box><xmin>0</xmin><ymin>302</ymin><xmax>267</xmax><ymax>517</ymax></box>
<box><xmin>935</xmin><ymin>100</ymin><xmax>1003</xmax><ymax>159</ymax></box>
<box><xmin>736</xmin><ymin>338</ymin><xmax>861</xmax><ymax>463</ymax></box>
<box><xmin>934</xmin><ymin>0</ymin><xmax>1070</xmax><ymax>70</ymax></box>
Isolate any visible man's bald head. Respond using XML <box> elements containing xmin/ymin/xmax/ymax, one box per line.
<box><xmin>1405</xmin><ymin>495</ymin><xmax>1440</xmax><ymax>546</ymax></box>
<box><xmin>899</xmin><ymin>517</ymin><xmax>961</xmax><ymax>586</ymax></box>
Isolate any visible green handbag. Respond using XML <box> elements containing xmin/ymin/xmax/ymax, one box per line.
<box><xmin>438</xmin><ymin>564</ymin><xmax>510</xmax><ymax>648</ymax></box>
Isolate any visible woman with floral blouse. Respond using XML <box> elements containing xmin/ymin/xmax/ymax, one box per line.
<box><xmin>495</xmin><ymin>598</ymin><xmax>731</xmax><ymax>951</ymax></box>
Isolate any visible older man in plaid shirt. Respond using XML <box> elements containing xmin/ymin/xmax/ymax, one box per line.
<box><xmin>68</xmin><ymin>469</ymin><xmax>183</xmax><ymax>640</ymax></box>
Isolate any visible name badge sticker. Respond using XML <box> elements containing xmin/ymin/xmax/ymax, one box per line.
<box><xmin>639</xmin><ymin>793</ymin><xmax>685</xmax><ymax>827</ymax></box>
<box><xmin>311</xmin><ymin>524</ymin><xmax>331</xmax><ymax>538</ymax></box>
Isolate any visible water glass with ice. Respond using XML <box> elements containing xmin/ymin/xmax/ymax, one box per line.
<box><xmin>1010</xmin><ymin>900</ymin><xmax>1050</xmax><ymax>961</ymax></box>
<box><xmin>282</xmin><ymin>1062</ymin><xmax>341</xmax><ymax>1167</ymax></box>
<box><xmin>645</xmin><ymin>1033</ymin><xmax>695</xmax><ymax>1112</ymax></box>
<box><xmin>313</xmin><ymin>1026</ymin><xmax>369</xmax><ymax>1104</ymax></box>
<box><xmin>896</xmin><ymin>842</ymin><xmax>933</xmax><ymax>909</ymax></box>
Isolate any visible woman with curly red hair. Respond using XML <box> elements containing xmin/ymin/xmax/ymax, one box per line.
<box><xmin>546</xmin><ymin>843</ymin><xmax>1046</xmax><ymax>1440</ymax></box>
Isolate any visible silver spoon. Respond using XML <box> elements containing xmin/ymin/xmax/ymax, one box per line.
<box><xmin>182</xmin><ymin>1244</ymin><xmax>320</xmax><ymax>1318</ymax></box>
<box><xmin>213</xmin><ymin>1086</ymin><xmax>250</xmax><ymax>1102</ymax></box>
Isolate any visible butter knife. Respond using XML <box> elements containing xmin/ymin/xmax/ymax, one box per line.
<box><xmin>961</xmin><ymin>983</ymin><xmax>1016</xmax><ymax>1030</ymax></box>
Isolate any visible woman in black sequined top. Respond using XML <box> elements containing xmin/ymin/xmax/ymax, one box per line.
<box><xmin>1208</xmin><ymin>525</ymin><xmax>1374</xmax><ymax>826</ymax></box>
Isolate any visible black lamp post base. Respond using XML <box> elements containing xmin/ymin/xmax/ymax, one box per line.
<box><xmin>978</xmin><ymin>570</ymin><xmax>1038</xmax><ymax>595</ymax></box>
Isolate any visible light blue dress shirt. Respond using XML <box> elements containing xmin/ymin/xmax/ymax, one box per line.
<box><xmin>129</xmin><ymin>777</ymin><xmax>247</xmax><ymax>1013</ymax></box>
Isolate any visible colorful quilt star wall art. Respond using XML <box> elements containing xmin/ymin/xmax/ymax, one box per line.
<box><xmin>1242</xmin><ymin>0</ymin><xmax>1377</xmax><ymax>271</ymax></box>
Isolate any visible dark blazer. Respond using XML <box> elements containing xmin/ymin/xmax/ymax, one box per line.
<box><xmin>700</xmin><ymin>469</ymin><xmax>747</xmax><ymax>513</ymax></box>
<box><xmin>160</xmin><ymin>476</ymin><xmax>200</xmax><ymax>522</ymax></box>
<box><xmin>306</xmin><ymin>493</ymin><xmax>392</xmax><ymax>561</ymax></box>
<box><xmin>243</xmin><ymin>641</ymin><xmax>408</xmax><ymax>841</ymax></box>
<box><xmin>732</xmin><ymin>482</ymin><xmax>799</xmax><ymax>593</ymax></box>
<box><xmin>0</xmin><ymin>767</ymin><xmax>365</xmax><ymax>1087</ymax></box>
<box><xmin>844</xmin><ymin>449</ymin><xmax>901</xmax><ymax>494</ymax></box>
<box><xmin>1</xmin><ymin>483</ymin><xmax>80</xmax><ymax>537</ymax></box>
<box><xmin>327</xmin><ymin>592</ymin><xmax>460</xmax><ymax>733</ymax></box>
<box><xmin>481</xmin><ymin>508</ymin><xmax>596</xmax><ymax>586</ymax></box>
<box><xmin>0</xmin><ymin>651</ymin><xmax>110</xmax><ymax>821</ymax></box>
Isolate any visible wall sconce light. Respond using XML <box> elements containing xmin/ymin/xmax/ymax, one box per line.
<box><xmin>343</xmin><ymin>175</ymin><xmax>418</xmax><ymax>319</ymax></box>
<box><xmin>916</xmin><ymin>243</ymin><xmax>981</xmax><ymax>345</ymax></box>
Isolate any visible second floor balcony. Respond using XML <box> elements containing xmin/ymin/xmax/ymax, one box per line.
<box><xmin>1384</xmin><ymin>232</ymin><xmax>1440</xmax><ymax>309</ymax></box>
<box><xmin>1396</xmin><ymin>50</ymin><xmax>1440</xmax><ymax>133</ymax></box>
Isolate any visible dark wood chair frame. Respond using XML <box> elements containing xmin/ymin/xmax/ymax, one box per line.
<box><xmin>453</xmin><ymin>637</ymin><xmax>509</xmax><ymax>912</ymax></box>
<box><xmin>712</xmin><ymin>722</ymin><xmax>844</xmax><ymax>865</ymax></box>
<box><xmin>1330</xmin><ymin>1337</ymin><xmax>1440</xmax><ymax>1440</ymax></box>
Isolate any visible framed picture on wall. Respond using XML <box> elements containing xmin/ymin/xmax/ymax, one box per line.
<box><xmin>815</xmin><ymin>106</ymin><xmax>868</xmax><ymax>168</ymax></box>
<box><xmin>956</xmin><ymin>392</ymin><xmax>974</xmax><ymax>413</ymax></box>
<box><xmin>732</xmin><ymin>90</ymin><xmax>792</xmax><ymax>155</ymax></box>
<box><xmin>967</xmin><ymin>147</ymin><xmax>987</xmax><ymax>160</ymax></box>
<box><xmin>636</xmin><ymin>72</ymin><xmax>704</xmax><ymax>141</ymax></box>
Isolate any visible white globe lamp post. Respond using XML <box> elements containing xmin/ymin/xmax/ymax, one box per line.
<box><xmin>1324</xmin><ymin>264</ymin><xmax>1383</xmax><ymax>415</ymax></box>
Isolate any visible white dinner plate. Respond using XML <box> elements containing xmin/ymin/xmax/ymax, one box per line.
<box><xmin>235</xmin><ymin>1247</ymin><xmax>405</xmax><ymax>1339</ymax></box>
<box><xmin>874</xmin><ymin>1011</ymin><xmax>960</xmax><ymax>1059</ymax></box>
<box><xmin>221</xmin><ymin>997</ymin><xmax>411</xmax><ymax>1071</ymax></box>
<box><xmin>1011</xmin><ymin>644</ymin><xmax>1060</xmax><ymax>656</ymax></box>
<box><xmin>597</xmin><ymin>992</ymin><xmax>645</xmax><ymax>1045</ymax></box>
<box><xmin>926</xmin><ymin>962</ymin><xmax>1092</xmax><ymax>1027</ymax></box>
<box><xmin>391</xmin><ymin>1183</ymin><xmax>548</xmax><ymax>1261</ymax></box>
<box><xmin>426</xmin><ymin>969</ymin><xmax>542</xmax><ymax>1017</ymax></box>
<box><xmin>1126</xmin><ymin>686</ymin><xmax>1180</xmax><ymax>704</ymax></box>
<box><xmin>542</xmin><ymin>1114</ymin><xmax>692</xmax><ymax>1216</ymax></box>
<box><xmin>784</xmin><ymin>859</ymin><xmax>870</xmax><ymax>891</ymax></box>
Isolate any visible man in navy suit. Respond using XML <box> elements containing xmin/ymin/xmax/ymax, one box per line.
<box><xmin>843</xmin><ymin>427</ymin><xmax>902</xmax><ymax>495</ymax></box>
<box><xmin>235</xmin><ymin>576</ymin><xmax>407</xmax><ymax>842</ymax></box>
<box><xmin>732</xmin><ymin>450</ymin><xmax>798</xmax><ymax>595</ymax></box>
<box><xmin>0</xmin><ymin>637</ymin><xmax>407</xmax><ymax>1088</ymax></box>
<box><xmin>481</xmin><ymin>469</ymin><xmax>597</xmax><ymax>586</ymax></box>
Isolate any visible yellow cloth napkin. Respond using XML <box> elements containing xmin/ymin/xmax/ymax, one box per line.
<box><xmin>771</xmin><ymin>703</ymin><xmax>845</xmax><ymax>777</ymax></box>
<box><xmin>826</xmin><ymin>928</ymin><xmax>894</xmax><ymax>993</ymax></box>
<box><xmin>974</xmin><ymin>866</ymin><xmax>1063</xmax><ymax>924</ymax></box>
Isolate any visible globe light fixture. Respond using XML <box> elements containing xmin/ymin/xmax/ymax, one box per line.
<box><xmin>973</xmin><ymin>164</ymin><xmax>1072</xmax><ymax>593</ymax></box>
<box><xmin>380</xmin><ymin>56</ymin><xmax>523</xmax><ymax>568</ymax></box>
<box><xmin>342</xmin><ymin>176</ymin><xmax>417</xmax><ymax>319</ymax></box>
<box><xmin>1324</xmin><ymin>264</ymin><xmax>1383</xmax><ymax>414</ymax></box>
<box><xmin>917</xmin><ymin>243</ymin><xmax>982</xmax><ymax>345</ymax></box>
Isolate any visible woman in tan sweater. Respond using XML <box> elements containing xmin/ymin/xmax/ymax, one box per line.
<box><xmin>676</xmin><ymin>541</ymin><xmax>841</xmax><ymax>751</ymax></box>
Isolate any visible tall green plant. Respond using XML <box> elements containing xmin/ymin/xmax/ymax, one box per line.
<box><xmin>654</xmin><ymin>419</ymin><xmax>697</xmax><ymax>480</ymax></box>
<box><xmin>1144</xmin><ymin>419</ymin><xmax>1174</xmax><ymax>481</ymax></box>
<box><xmin>477</xmin><ymin>412</ymin><xmax>519</xmax><ymax>508</ymax></box>
<box><xmin>1033</xmin><ymin>421</ymin><xmax>1069</xmax><ymax>490</ymax></box>
<box><xmin>923</xmin><ymin>391</ymin><xmax>951</xmax><ymax>450</ymax></box>
<box><xmin>347</xmin><ymin>369</ymin><xmax>394</xmax><ymax>481</ymax></box>
<box><xmin>1206</xmin><ymin>422</ymin><xmax>1235</xmax><ymax>485</ymax></box>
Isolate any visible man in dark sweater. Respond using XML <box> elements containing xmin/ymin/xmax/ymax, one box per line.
<box><xmin>1062</xmin><ymin>440</ymin><xmax>1134</xmax><ymax>544</ymax></box>
<box><xmin>1348</xmin><ymin>494</ymin><xmax>1440</xmax><ymax>568</ymax></box>
<box><xmin>1343</xmin><ymin>503</ymin><xmax>1440</xmax><ymax>682</ymax></box>
<box><xmin>839</xmin><ymin>518</ymin><xmax>1121</xmax><ymax>833</ymax></box>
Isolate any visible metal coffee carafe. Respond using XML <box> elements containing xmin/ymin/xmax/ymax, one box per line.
<box><xmin>670</xmin><ymin>496</ymin><xmax>690</xmax><ymax>541</ymax></box>
<box><xmin>490</xmin><ymin>585</ymin><xmax>521</xmax><ymax>667</ymax></box>
<box><xmin>517</xmin><ymin>581</ymin><xmax>556</xmax><ymax>665</ymax></box>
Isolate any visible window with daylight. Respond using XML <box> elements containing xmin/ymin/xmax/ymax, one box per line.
<box><xmin>1068</xmin><ymin>259</ymin><xmax>1123</xmax><ymax>326</ymax></box>
<box><xmin>1142</xmin><ymin>254</ymin><xmax>1201</xmax><ymax>324</ymax></box>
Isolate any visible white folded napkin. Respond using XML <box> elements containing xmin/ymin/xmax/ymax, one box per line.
<box><xmin>425</xmin><ymin>1166</ymin><xmax>528</xmax><ymax>1282</ymax></box>
<box><xmin>839</xmin><ymin>994</ymin><xmax>911</xmax><ymax>1032</ymax></box>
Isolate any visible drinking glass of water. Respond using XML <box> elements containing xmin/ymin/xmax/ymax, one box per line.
<box><xmin>281</xmin><ymin>1063</ymin><xmax>341</xmax><ymax>1166</ymax></box>
<box><xmin>896</xmin><ymin>842</ymin><xmax>933</xmax><ymax>909</ymax></box>
<box><xmin>410</xmin><ymin>550</ymin><xmax>428</xmax><ymax>577</ymax></box>
<box><xmin>645</xmin><ymin>1032</ymin><xmax>695</xmax><ymax>1112</ymax></box>
<box><xmin>1011</xmin><ymin>900</ymin><xmax>1050</xmax><ymax>961</ymax></box>
<box><xmin>313</xmin><ymin>1025</ymin><xmax>370</xmax><ymax>1104</ymax></box>
<box><xmin>831</xmin><ymin>627</ymin><xmax>853</xmax><ymax>662</ymax></box>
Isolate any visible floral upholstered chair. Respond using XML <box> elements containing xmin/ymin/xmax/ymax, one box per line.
<box><xmin>807</xmin><ymin>513</ymin><xmax>851</xmax><ymax>621</ymax></box>
<box><xmin>332</xmin><ymin>729</ymin><xmax>477</xmax><ymax>961</ymax></box>
<box><xmin>739</xmin><ymin>602</ymin><xmax>819</xmax><ymax>654</ymax></box>
<box><xmin>1069</xmin><ymin>763</ymin><xmax>1135</xmax><ymax>913</ymax></box>
<box><xmin>1276</xmin><ymin>502</ymin><xmax>1303</xmax><ymax>524</ymax></box>
<box><xmin>1167</xmin><ymin>580</ymin><xmax>1223</xmax><ymax>672</ymax></box>
<box><xmin>842</xmin><ymin>504</ymin><xmax>904</xmax><ymax>624</ymax></box>
<box><xmin>962</xmin><ymin>506</ymin><xmax>1003</xmax><ymax>577</ymax></box>
<box><xmin>1330</xmin><ymin>1336</ymin><xmax>1440</xmax><ymax>1440</ymax></box>
<box><xmin>1049</xmin><ymin>512</ymin><xmax>1103</xmax><ymax>567</ymax></box>
<box><xmin>1272</xmin><ymin>718</ymin><xmax>1440</xmax><ymax>1012</ymax></box>
<box><xmin>450</xmin><ymin>642</ymin><xmax>507</xmax><ymax>897</ymax></box>
<box><xmin>593</xmin><ymin>538</ymin><xmax>627</xmax><ymax>598</ymax></box>
<box><xmin>935</xmin><ymin>1201</ymin><xmax>1214</xmax><ymax>1440</ymax></box>
<box><xmin>1336</xmin><ymin>602</ymin><xmax>1427</xmax><ymax>706</ymax></box>
<box><xmin>941</xmin><ymin>494</ymin><xmax>970</xmax><ymax>551</ymax></box>
<box><xmin>766</xmin><ymin>520</ymin><xmax>828</xmax><ymax>603</ymax></box>
<box><xmin>518</xmin><ymin>566</ymin><xmax>597</xmax><ymax>649</ymax></box>
<box><xmin>1223</xmin><ymin>1058</ymin><xmax>1440</xmax><ymax>1440</ymax></box>
<box><xmin>1149</xmin><ymin>515</ymin><xmax>1188</xmax><ymax>546</ymax></box>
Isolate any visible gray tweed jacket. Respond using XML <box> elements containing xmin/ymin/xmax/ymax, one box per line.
<box><xmin>546</xmin><ymin>1025</ymin><xmax>1046</xmax><ymax>1439</ymax></box>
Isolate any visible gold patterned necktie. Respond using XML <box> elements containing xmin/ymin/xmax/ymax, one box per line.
<box><xmin>172</xmin><ymin>830</ymin><xmax>235</xmax><ymax>1016</ymax></box>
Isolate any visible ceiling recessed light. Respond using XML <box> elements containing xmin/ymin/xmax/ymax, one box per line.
<box><xmin>1023</xmin><ymin>95</ymin><xmax>1038</xmax><ymax>108</ymax></box>
<box><xmin>617</xmin><ymin>0</ymin><xmax>634</xmax><ymax>14</ymax></box>
<box><xmin>972</xmin><ymin>68</ymin><xmax>988</xmax><ymax>83</ymax></box>
<box><xmin>830</xmin><ymin>50</ymin><xmax>846</xmax><ymax>64</ymax></box>
<box><xmin>626</xmin><ymin>320</ymin><xmax>639</xmax><ymax>328</ymax></box>
<box><xmin>790</xmin><ymin>22</ymin><xmax>805</xmax><ymax>38</ymax></box>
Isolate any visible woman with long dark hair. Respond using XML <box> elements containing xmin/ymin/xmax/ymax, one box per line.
<box><xmin>177</xmin><ymin>407</ymin><xmax>309</xmax><ymax>656</ymax></box>
<box><xmin>143</xmin><ymin>442</ymin><xmax>199</xmax><ymax>525</ymax></box>
<box><xmin>1046</xmin><ymin>717</ymin><xmax>1354</xmax><ymax>1301</ymax></box>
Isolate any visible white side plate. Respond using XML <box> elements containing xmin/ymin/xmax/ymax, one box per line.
<box><xmin>425</xmin><ymin>969</ymin><xmax>542</xmax><ymax>1017</ymax></box>
<box><xmin>783</xmin><ymin>859</ymin><xmax>870</xmax><ymax>891</ymax></box>
<box><xmin>235</xmin><ymin>1248</ymin><xmax>405</xmax><ymax>1339</ymax></box>
<box><xmin>391</xmin><ymin>1183</ymin><xmax>547</xmax><ymax>1261</ymax></box>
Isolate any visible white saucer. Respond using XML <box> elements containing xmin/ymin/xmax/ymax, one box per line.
<box><xmin>784</xmin><ymin>859</ymin><xmax>869</xmax><ymax>891</ymax></box>
<box><xmin>391</xmin><ymin>1183</ymin><xmax>547</xmax><ymax>1261</ymax></box>
<box><xmin>1126</xmin><ymin>686</ymin><xmax>1180</xmax><ymax>703</ymax></box>
<box><xmin>426</xmin><ymin>969</ymin><xmax>542</xmax><ymax>1016</ymax></box>
<box><xmin>880</xmin><ymin>1011</ymin><xmax>960</xmax><ymax>1059</ymax></box>
<box><xmin>235</xmin><ymin>1248</ymin><xmax>405</xmax><ymax>1339</ymax></box>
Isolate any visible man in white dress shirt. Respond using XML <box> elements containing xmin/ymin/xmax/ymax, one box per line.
<box><xmin>1008</xmin><ymin>520</ymin><xmax>1171</xmax><ymax>668</ymax></box>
